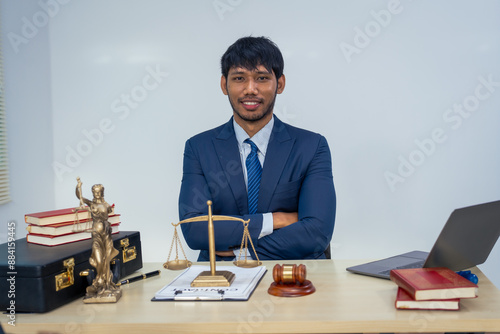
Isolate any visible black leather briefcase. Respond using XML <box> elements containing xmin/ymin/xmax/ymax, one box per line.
<box><xmin>0</xmin><ymin>231</ymin><xmax>142</xmax><ymax>313</ymax></box>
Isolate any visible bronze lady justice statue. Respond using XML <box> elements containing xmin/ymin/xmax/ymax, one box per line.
<box><xmin>76</xmin><ymin>177</ymin><xmax>121</xmax><ymax>303</ymax></box>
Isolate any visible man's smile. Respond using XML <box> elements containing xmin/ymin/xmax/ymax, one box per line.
<box><xmin>240</xmin><ymin>98</ymin><xmax>263</xmax><ymax>111</ymax></box>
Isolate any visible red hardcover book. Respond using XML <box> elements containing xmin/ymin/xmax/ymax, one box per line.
<box><xmin>27</xmin><ymin>215</ymin><xmax>121</xmax><ymax>236</ymax></box>
<box><xmin>390</xmin><ymin>267</ymin><xmax>478</xmax><ymax>301</ymax></box>
<box><xmin>26</xmin><ymin>224</ymin><xmax>120</xmax><ymax>246</ymax></box>
<box><xmin>25</xmin><ymin>207</ymin><xmax>115</xmax><ymax>226</ymax></box>
<box><xmin>395</xmin><ymin>287</ymin><xmax>460</xmax><ymax>310</ymax></box>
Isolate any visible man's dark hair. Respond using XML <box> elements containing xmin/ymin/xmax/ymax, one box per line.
<box><xmin>220</xmin><ymin>36</ymin><xmax>284</xmax><ymax>79</ymax></box>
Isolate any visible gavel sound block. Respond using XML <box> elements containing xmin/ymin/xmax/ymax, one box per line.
<box><xmin>267</xmin><ymin>264</ymin><xmax>316</xmax><ymax>297</ymax></box>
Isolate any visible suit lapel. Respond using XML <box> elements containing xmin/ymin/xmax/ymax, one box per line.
<box><xmin>213</xmin><ymin>118</ymin><xmax>248</xmax><ymax>214</ymax></box>
<box><xmin>258</xmin><ymin>117</ymin><xmax>294</xmax><ymax>212</ymax></box>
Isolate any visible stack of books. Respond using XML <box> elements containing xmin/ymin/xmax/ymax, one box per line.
<box><xmin>390</xmin><ymin>267</ymin><xmax>478</xmax><ymax>310</ymax></box>
<box><xmin>25</xmin><ymin>207</ymin><xmax>120</xmax><ymax>246</ymax></box>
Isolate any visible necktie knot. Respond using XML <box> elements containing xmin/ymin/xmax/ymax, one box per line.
<box><xmin>245</xmin><ymin>138</ymin><xmax>259</xmax><ymax>155</ymax></box>
<box><xmin>244</xmin><ymin>139</ymin><xmax>262</xmax><ymax>214</ymax></box>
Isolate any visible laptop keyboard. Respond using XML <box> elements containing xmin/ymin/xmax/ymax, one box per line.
<box><xmin>378</xmin><ymin>261</ymin><xmax>425</xmax><ymax>276</ymax></box>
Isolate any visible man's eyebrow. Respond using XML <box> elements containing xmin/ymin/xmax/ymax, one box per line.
<box><xmin>228</xmin><ymin>70</ymin><xmax>272</xmax><ymax>76</ymax></box>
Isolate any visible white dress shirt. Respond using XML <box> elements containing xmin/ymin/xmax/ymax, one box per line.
<box><xmin>232</xmin><ymin>117</ymin><xmax>274</xmax><ymax>257</ymax></box>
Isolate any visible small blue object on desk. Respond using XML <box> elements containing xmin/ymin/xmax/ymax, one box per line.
<box><xmin>456</xmin><ymin>270</ymin><xmax>479</xmax><ymax>284</ymax></box>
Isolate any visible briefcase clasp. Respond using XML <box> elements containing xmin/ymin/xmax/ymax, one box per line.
<box><xmin>120</xmin><ymin>238</ymin><xmax>137</xmax><ymax>263</ymax></box>
<box><xmin>55</xmin><ymin>257</ymin><xmax>75</xmax><ymax>291</ymax></box>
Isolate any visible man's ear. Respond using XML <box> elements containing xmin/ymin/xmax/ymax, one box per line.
<box><xmin>220</xmin><ymin>75</ymin><xmax>228</xmax><ymax>95</ymax></box>
<box><xmin>277</xmin><ymin>74</ymin><xmax>286</xmax><ymax>94</ymax></box>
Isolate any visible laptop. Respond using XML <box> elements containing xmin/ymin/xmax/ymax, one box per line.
<box><xmin>346</xmin><ymin>200</ymin><xmax>500</xmax><ymax>279</ymax></box>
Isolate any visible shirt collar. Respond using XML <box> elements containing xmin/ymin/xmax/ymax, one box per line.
<box><xmin>233</xmin><ymin>116</ymin><xmax>274</xmax><ymax>156</ymax></box>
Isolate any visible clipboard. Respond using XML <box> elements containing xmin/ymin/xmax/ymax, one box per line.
<box><xmin>152</xmin><ymin>265</ymin><xmax>267</xmax><ymax>301</ymax></box>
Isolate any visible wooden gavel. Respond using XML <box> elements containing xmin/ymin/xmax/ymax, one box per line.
<box><xmin>273</xmin><ymin>264</ymin><xmax>307</xmax><ymax>285</ymax></box>
<box><xmin>268</xmin><ymin>264</ymin><xmax>315</xmax><ymax>297</ymax></box>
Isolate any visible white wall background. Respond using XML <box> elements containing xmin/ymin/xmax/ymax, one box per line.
<box><xmin>1</xmin><ymin>0</ymin><xmax>499</xmax><ymax>288</ymax></box>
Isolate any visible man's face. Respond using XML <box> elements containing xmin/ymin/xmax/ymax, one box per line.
<box><xmin>221</xmin><ymin>65</ymin><xmax>285</xmax><ymax>124</ymax></box>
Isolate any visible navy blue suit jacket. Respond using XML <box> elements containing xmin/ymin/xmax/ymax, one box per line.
<box><xmin>179</xmin><ymin>116</ymin><xmax>336</xmax><ymax>261</ymax></box>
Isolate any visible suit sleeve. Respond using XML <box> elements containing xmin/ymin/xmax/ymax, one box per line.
<box><xmin>254</xmin><ymin>136</ymin><xmax>336</xmax><ymax>259</ymax></box>
<box><xmin>178</xmin><ymin>138</ymin><xmax>264</xmax><ymax>251</ymax></box>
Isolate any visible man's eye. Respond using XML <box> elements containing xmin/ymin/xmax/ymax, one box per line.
<box><xmin>257</xmin><ymin>76</ymin><xmax>269</xmax><ymax>81</ymax></box>
<box><xmin>232</xmin><ymin>77</ymin><xmax>244</xmax><ymax>81</ymax></box>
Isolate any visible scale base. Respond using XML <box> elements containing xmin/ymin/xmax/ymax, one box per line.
<box><xmin>191</xmin><ymin>270</ymin><xmax>235</xmax><ymax>287</ymax></box>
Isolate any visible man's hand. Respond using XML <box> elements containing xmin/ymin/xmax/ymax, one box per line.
<box><xmin>272</xmin><ymin>212</ymin><xmax>298</xmax><ymax>230</ymax></box>
<box><xmin>215</xmin><ymin>250</ymin><xmax>235</xmax><ymax>257</ymax></box>
<box><xmin>215</xmin><ymin>212</ymin><xmax>298</xmax><ymax>255</ymax></box>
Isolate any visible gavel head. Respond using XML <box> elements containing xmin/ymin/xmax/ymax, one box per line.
<box><xmin>273</xmin><ymin>264</ymin><xmax>307</xmax><ymax>285</ymax></box>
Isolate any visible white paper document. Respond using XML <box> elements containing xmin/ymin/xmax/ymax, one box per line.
<box><xmin>153</xmin><ymin>265</ymin><xmax>267</xmax><ymax>301</ymax></box>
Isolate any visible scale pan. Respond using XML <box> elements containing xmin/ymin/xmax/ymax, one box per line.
<box><xmin>233</xmin><ymin>259</ymin><xmax>262</xmax><ymax>268</ymax></box>
<box><xmin>163</xmin><ymin>259</ymin><xmax>192</xmax><ymax>270</ymax></box>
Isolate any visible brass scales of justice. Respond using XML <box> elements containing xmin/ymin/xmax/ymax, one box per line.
<box><xmin>163</xmin><ymin>200</ymin><xmax>262</xmax><ymax>287</ymax></box>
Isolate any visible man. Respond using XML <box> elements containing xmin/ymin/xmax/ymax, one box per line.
<box><xmin>179</xmin><ymin>36</ymin><xmax>336</xmax><ymax>261</ymax></box>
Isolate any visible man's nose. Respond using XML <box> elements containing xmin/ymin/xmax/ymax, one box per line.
<box><xmin>243</xmin><ymin>79</ymin><xmax>258</xmax><ymax>95</ymax></box>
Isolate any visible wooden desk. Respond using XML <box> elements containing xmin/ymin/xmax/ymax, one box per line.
<box><xmin>7</xmin><ymin>260</ymin><xmax>500</xmax><ymax>334</ymax></box>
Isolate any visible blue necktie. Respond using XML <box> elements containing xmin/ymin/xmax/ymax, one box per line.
<box><xmin>244</xmin><ymin>139</ymin><xmax>262</xmax><ymax>214</ymax></box>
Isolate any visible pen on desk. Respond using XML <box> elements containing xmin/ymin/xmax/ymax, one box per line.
<box><xmin>116</xmin><ymin>270</ymin><xmax>161</xmax><ymax>286</ymax></box>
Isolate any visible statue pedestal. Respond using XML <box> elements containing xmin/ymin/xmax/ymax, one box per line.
<box><xmin>83</xmin><ymin>290</ymin><xmax>122</xmax><ymax>304</ymax></box>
